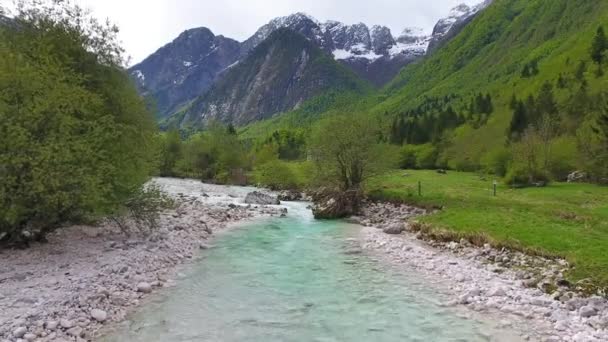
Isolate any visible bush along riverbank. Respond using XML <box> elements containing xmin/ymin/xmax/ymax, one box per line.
<box><xmin>0</xmin><ymin>179</ymin><xmax>285</xmax><ymax>341</ymax></box>
<box><xmin>357</xmin><ymin>200</ymin><xmax>608</xmax><ymax>341</ymax></box>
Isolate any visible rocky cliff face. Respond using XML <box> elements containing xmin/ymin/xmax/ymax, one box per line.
<box><xmin>129</xmin><ymin>28</ymin><xmax>240</xmax><ymax>119</ymax></box>
<box><xmin>132</xmin><ymin>2</ymin><xmax>493</xmax><ymax>124</ymax></box>
<box><xmin>427</xmin><ymin>0</ymin><xmax>493</xmax><ymax>53</ymax></box>
<box><xmin>240</xmin><ymin>13</ymin><xmax>430</xmax><ymax>87</ymax></box>
<box><xmin>178</xmin><ymin>29</ymin><xmax>369</xmax><ymax>127</ymax></box>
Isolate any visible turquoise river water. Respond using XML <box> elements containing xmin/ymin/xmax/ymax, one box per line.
<box><xmin>102</xmin><ymin>197</ymin><xmax>520</xmax><ymax>342</ymax></box>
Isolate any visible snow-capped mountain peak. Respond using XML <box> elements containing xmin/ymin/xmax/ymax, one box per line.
<box><xmin>268</xmin><ymin>12</ymin><xmax>320</xmax><ymax>28</ymax></box>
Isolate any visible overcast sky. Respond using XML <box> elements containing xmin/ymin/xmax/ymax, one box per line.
<box><xmin>27</xmin><ymin>0</ymin><xmax>482</xmax><ymax>65</ymax></box>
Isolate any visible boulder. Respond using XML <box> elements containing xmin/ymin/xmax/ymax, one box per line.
<box><xmin>312</xmin><ymin>190</ymin><xmax>361</xmax><ymax>219</ymax></box>
<box><xmin>277</xmin><ymin>190</ymin><xmax>303</xmax><ymax>201</ymax></box>
<box><xmin>244</xmin><ymin>191</ymin><xmax>280</xmax><ymax>205</ymax></box>
<box><xmin>383</xmin><ymin>223</ymin><xmax>406</xmax><ymax>235</ymax></box>
<box><xmin>567</xmin><ymin>171</ymin><xmax>587</xmax><ymax>183</ymax></box>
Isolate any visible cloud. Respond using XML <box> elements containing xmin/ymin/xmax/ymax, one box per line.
<box><xmin>73</xmin><ymin>0</ymin><xmax>483</xmax><ymax>65</ymax></box>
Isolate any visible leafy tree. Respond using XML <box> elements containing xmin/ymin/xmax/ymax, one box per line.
<box><xmin>506</xmin><ymin>128</ymin><xmax>548</xmax><ymax>186</ymax></box>
<box><xmin>509</xmin><ymin>94</ymin><xmax>518</xmax><ymax>110</ymax></box>
<box><xmin>0</xmin><ymin>0</ymin><xmax>157</xmax><ymax>244</ymax></box>
<box><xmin>227</xmin><ymin>123</ymin><xmax>237</xmax><ymax>135</ymax></box>
<box><xmin>310</xmin><ymin>113</ymin><xmax>395</xmax><ymax>191</ymax></box>
<box><xmin>509</xmin><ymin>100</ymin><xmax>528</xmax><ymax>139</ymax></box>
<box><xmin>557</xmin><ymin>74</ymin><xmax>567</xmax><ymax>89</ymax></box>
<box><xmin>591</xmin><ymin>26</ymin><xmax>608</xmax><ymax>65</ymax></box>
<box><xmin>575</xmin><ymin>60</ymin><xmax>588</xmax><ymax>82</ymax></box>
<box><xmin>176</xmin><ymin>121</ymin><xmax>247</xmax><ymax>182</ymax></box>
<box><xmin>589</xmin><ymin>104</ymin><xmax>608</xmax><ymax>181</ymax></box>
<box><xmin>536</xmin><ymin>82</ymin><xmax>558</xmax><ymax>120</ymax></box>
<box><xmin>253</xmin><ymin>160</ymin><xmax>298</xmax><ymax>190</ymax></box>
<box><xmin>159</xmin><ymin>130</ymin><xmax>182</xmax><ymax>177</ymax></box>
<box><xmin>521</xmin><ymin>64</ymin><xmax>531</xmax><ymax>78</ymax></box>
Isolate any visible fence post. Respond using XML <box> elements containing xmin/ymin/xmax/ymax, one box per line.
<box><xmin>493</xmin><ymin>180</ymin><xmax>497</xmax><ymax>197</ymax></box>
<box><xmin>418</xmin><ymin>181</ymin><xmax>422</xmax><ymax>196</ymax></box>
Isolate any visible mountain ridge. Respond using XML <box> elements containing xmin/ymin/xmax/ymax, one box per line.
<box><xmin>130</xmin><ymin>2</ymin><xmax>491</xmax><ymax>124</ymax></box>
<box><xmin>176</xmin><ymin>28</ymin><xmax>372</xmax><ymax>128</ymax></box>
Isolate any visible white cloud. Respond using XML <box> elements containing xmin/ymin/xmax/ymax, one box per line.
<box><xmin>70</xmin><ymin>0</ymin><xmax>484</xmax><ymax>65</ymax></box>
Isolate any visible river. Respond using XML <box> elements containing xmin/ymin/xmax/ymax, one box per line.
<box><xmin>101</xmin><ymin>181</ymin><xmax>522</xmax><ymax>341</ymax></box>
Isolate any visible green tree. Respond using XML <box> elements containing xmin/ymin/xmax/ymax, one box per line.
<box><xmin>590</xmin><ymin>104</ymin><xmax>608</xmax><ymax>181</ymax></box>
<box><xmin>176</xmin><ymin>121</ymin><xmax>248</xmax><ymax>182</ymax></box>
<box><xmin>159</xmin><ymin>130</ymin><xmax>182</xmax><ymax>177</ymax></box>
<box><xmin>575</xmin><ymin>60</ymin><xmax>588</xmax><ymax>82</ymax></box>
<box><xmin>536</xmin><ymin>82</ymin><xmax>558</xmax><ymax>120</ymax></box>
<box><xmin>509</xmin><ymin>100</ymin><xmax>528</xmax><ymax>139</ymax></box>
<box><xmin>310</xmin><ymin>113</ymin><xmax>394</xmax><ymax>191</ymax></box>
<box><xmin>591</xmin><ymin>26</ymin><xmax>608</xmax><ymax>65</ymax></box>
<box><xmin>0</xmin><ymin>0</ymin><xmax>156</xmax><ymax>244</ymax></box>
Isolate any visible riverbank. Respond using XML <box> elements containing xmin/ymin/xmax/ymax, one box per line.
<box><xmin>366</xmin><ymin>169</ymin><xmax>608</xmax><ymax>288</ymax></box>
<box><xmin>358</xmin><ymin>200</ymin><xmax>608</xmax><ymax>342</ymax></box>
<box><xmin>0</xmin><ymin>178</ymin><xmax>284</xmax><ymax>341</ymax></box>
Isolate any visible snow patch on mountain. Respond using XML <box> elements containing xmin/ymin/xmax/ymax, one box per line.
<box><xmin>433</xmin><ymin>1</ymin><xmax>493</xmax><ymax>39</ymax></box>
<box><xmin>132</xmin><ymin>70</ymin><xmax>145</xmax><ymax>83</ymax></box>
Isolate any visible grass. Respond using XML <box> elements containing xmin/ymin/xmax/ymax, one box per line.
<box><xmin>366</xmin><ymin>169</ymin><xmax>608</xmax><ymax>287</ymax></box>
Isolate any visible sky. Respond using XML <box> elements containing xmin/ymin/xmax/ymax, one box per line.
<box><xmin>6</xmin><ymin>0</ymin><xmax>483</xmax><ymax>65</ymax></box>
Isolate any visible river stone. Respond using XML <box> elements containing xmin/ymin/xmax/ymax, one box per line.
<box><xmin>244</xmin><ymin>191</ymin><xmax>280</xmax><ymax>205</ymax></box>
<box><xmin>90</xmin><ymin>309</ymin><xmax>108</xmax><ymax>322</ymax></box>
<box><xmin>59</xmin><ymin>319</ymin><xmax>74</xmax><ymax>329</ymax></box>
<box><xmin>277</xmin><ymin>190</ymin><xmax>302</xmax><ymax>201</ymax></box>
<box><xmin>66</xmin><ymin>326</ymin><xmax>83</xmax><ymax>337</ymax></box>
<box><xmin>13</xmin><ymin>327</ymin><xmax>27</xmax><ymax>338</ymax></box>
<box><xmin>137</xmin><ymin>282</ymin><xmax>152</xmax><ymax>293</ymax></box>
<box><xmin>580</xmin><ymin>305</ymin><xmax>598</xmax><ymax>318</ymax></box>
<box><xmin>487</xmin><ymin>287</ymin><xmax>507</xmax><ymax>297</ymax></box>
<box><xmin>46</xmin><ymin>321</ymin><xmax>58</xmax><ymax>331</ymax></box>
<box><xmin>383</xmin><ymin>223</ymin><xmax>405</xmax><ymax>235</ymax></box>
<box><xmin>454</xmin><ymin>274</ymin><xmax>467</xmax><ymax>282</ymax></box>
<box><xmin>23</xmin><ymin>333</ymin><xmax>36</xmax><ymax>342</ymax></box>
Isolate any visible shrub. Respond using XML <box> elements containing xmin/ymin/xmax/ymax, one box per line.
<box><xmin>415</xmin><ymin>144</ymin><xmax>438</xmax><ymax>169</ymax></box>
<box><xmin>547</xmin><ymin>136</ymin><xmax>578</xmax><ymax>181</ymax></box>
<box><xmin>398</xmin><ymin>145</ymin><xmax>418</xmax><ymax>169</ymax></box>
<box><xmin>110</xmin><ymin>184</ymin><xmax>175</xmax><ymax>235</ymax></box>
<box><xmin>504</xmin><ymin>165</ymin><xmax>550</xmax><ymax>187</ymax></box>
<box><xmin>481</xmin><ymin>147</ymin><xmax>512</xmax><ymax>177</ymax></box>
<box><xmin>253</xmin><ymin>160</ymin><xmax>299</xmax><ymax>190</ymax></box>
<box><xmin>398</xmin><ymin>144</ymin><xmax>437</xmax><ymax>169</ymax></box>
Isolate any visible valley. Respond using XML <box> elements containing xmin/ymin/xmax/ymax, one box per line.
<box><xmin>2</xmin><ymin>0</ymin><xmax>608</xmax><ymax>341</ymax></box>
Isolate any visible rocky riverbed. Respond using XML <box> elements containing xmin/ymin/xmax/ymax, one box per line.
<box><xmin>0</xmin><ymin>178</ymin><xmax>284</xmax><ymax>342</ymax></box>
<box><xmin>358</xmin><ymin>201</ymin><xmax>608</xmax><ymax>342</ymax></box>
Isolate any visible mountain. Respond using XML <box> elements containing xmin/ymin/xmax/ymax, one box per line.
<box><xmin>176</xmin><ymin>28</ymin><xmax>371</xmax><ymax>127</ymax></box>
<box><xmin>240</xmin><ymin>13</ymin><xmax>430</xmax><ymax>87</ymax></box>
<box><xmin>369</xmin><ymin>0</ymin><xmax>608</xmax><ymax>169</ymax></box>
<box><xmin>129</xmin><ymin>28</ymin><xmax>240</xmax><ymax>119</ymax></box>
<box><xmin>427</xmin><ymin>0</ymin><xmax>493</xmax><ymax>53</ymax></box>
<box><xmin>131</xmin><ymin>3</ymin><xmax>490</xmax><ymax>123</ymax></box>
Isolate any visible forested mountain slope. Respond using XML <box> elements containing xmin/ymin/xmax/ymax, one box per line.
<box><xmin>370</xmin><ymin>0</ymin><xmax>608</xmax><ymax>177</ymax></box>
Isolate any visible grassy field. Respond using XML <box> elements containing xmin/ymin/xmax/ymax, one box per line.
<box><xmin>366</xmin><ymin>170</ymin><xmax>608</xmax><ymax>287</ymax></box>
